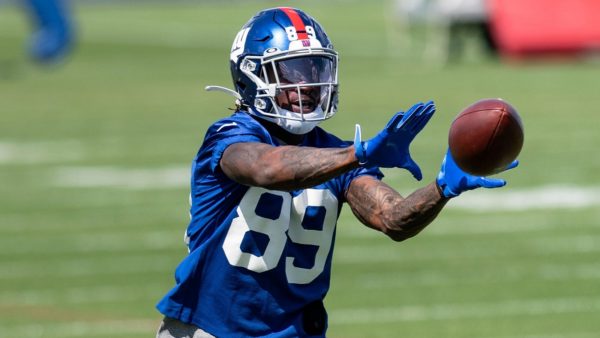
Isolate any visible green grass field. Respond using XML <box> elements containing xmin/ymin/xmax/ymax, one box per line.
<box><xmin>1</xmin><ymin>1</ymin><xmax>600</xmax><ymax>337</ymax></box>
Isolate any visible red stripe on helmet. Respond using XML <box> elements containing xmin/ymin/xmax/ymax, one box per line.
<box><xmin>279</xmin><ymin>7</ymin><xmax>309</xmax><ymax>40</ymax></box>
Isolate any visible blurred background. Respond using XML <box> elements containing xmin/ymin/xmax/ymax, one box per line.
<box><xmin>1</xmin><ymin>0</ymin><xmax>600</xmax><ymax>337</ymax></box>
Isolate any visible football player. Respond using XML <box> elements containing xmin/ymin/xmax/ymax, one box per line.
<box><xmin>156</xmin><ymin>7</ymin><xmax>517</xmax><ymax>338</ymax></box>
<box><xmin>24</xmin><ymin>0</ymin><xmax>74</xmax><ymax>63</ymax></box>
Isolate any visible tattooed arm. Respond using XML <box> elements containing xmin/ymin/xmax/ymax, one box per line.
<box><xmin>346</xmin><ymin>175</ymin><xmax>449</xmax><ymax>242</ymax></box>
<box><xmin>221</xmin><ymin>141</ymin><xmax>447</xmax><ymax>240</ymax></box>
<box><xmin>220</xmin><ymin>142</ymin><xmax>360</xmax><ymax>191</ymax></box>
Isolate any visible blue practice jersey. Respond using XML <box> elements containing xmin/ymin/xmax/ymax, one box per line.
<box><xmin>157</xmin><ymin>112</ymin><xmax>383</xmax><ymax>337</ymax></box>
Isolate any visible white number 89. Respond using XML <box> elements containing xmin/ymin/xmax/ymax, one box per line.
<box><xmin>222</xmin><ymin>187</ymin><xmax>338</xmax><ymax>285</ymax></box>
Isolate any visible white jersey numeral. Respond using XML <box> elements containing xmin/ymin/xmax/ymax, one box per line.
<box><xmin>222</xmin><ymin>187</ymin><xmax>338</xmax><ymax>284</ymax></box>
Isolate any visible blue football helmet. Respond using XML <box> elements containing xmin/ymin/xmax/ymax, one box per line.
<box><xmin>215</xmin><ymin>7</ymin><xmax>339</xmax><ymax>134</ymax></box>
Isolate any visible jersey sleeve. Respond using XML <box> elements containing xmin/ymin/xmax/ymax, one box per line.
<box><xmin>200</xmin><ymin>114</ymin><xmax>271</xmax><ymax>174</ymax></box>
<box><xmin>341</xmin><ymin>166</ymin><xmax>384</xmax><ymax>194</ymax></box>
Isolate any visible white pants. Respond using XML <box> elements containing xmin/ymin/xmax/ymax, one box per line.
<box><xmin>156</xmin><ymin>317</ymin><xmax>215</xmax><ymax>338</ymax></box>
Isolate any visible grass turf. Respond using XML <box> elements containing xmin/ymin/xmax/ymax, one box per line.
<box><xmin>1</xmin><ymin>1</ymin><xmax>600</xmax><ymax>337</ymax></box>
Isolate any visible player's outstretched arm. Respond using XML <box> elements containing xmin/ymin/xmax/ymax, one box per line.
<box><xmin>345</xmin><ymin>175</ymin><xmax>448</xmax><ymax>242</ymax></box>
<box><xmin>221</xmin><ymin>142</ymin><xmax>360</xmax><ymax>191</ymax></box>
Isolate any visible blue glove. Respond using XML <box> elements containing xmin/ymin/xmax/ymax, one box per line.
<box><xmin>354</xmin><ymin>101</ymin><xmax>436</xmax><ymax>180</ymax></box>
<box><xmin>436</xmin><ymin>149</ymin><xmax>519</xmax><ymax>198</ymax></box>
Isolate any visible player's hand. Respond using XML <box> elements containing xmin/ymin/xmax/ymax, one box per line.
<box><xmin>354</xmin><ymin>101</ymin><xmax>435</xmax><ymax>180</ymax></box>
<box><xmin>436</xmin><ymin>149</ymin><xmax>519</xmax><ymax>198</ymax></box>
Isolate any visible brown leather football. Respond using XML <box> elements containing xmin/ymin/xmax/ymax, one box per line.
<box><xmin>449</xmin><ymin>98</ymin><xmax>524</xmax><ymax>176</ymax></box>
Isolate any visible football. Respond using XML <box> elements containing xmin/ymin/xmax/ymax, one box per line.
<box><xmin>448</xmin><ymin>98</ymin><xmax>524</xmax><ymax>176</ymax></box>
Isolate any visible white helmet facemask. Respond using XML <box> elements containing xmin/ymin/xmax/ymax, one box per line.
<box><xmin>242</xmin><ymin>49</ymin><xmax>339</xmax><ymax>135</ymax></box>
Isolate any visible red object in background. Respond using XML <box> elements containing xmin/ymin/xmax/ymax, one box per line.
<box><xmin>488</xmin><ymin>0</ymin><xmax>600</xmax><ymax>57</ymax></box>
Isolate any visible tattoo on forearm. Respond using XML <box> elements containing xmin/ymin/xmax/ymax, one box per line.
<box><xmin>347</xmin><ymin>178</ymin><xmax>448</xmax><ymax>241</ymax></box>
<box><xmin>275</xmin><ymin>146</ymin><xmax>356</xmax><ymax>188</ymax></box>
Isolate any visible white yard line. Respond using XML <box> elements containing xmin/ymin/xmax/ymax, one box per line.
<box><xmin>0</xmin><ymin>255</ymin><xmax>175</xmax><ymax>280</ymax></box>
<box><xmin>330</xmin><ymin>297</ymin><xmax>600</xmax><ymax>325</ymax></box>
<box><xmin>52</xmin><ymin>166</ymin><xmax>189</xmax><ymax>189</ymax></box>
<box><xmin>449</xmin><ymin>185</ymin><xmax>600</xmax><ymax>211</ymax></box>
<box><xmin>51</xmin><ymin>166</ymin><xmax>600</xmax><ymax>212</ymax></box>
<box><xmin>1</xmin><ymin>284</ymin><xmax>163</xmax><ymax>306</ymax></box>
<box><xmin>332</xmin><ymin>234</ymin><xmax>600</xmax><ymax>265</ymax></box>
<box><xmin>5</xmin><ymin>319</ymin><xmax>157</xmax><ymax>338</ymax></box>
<box><xmin>0</xmin><ymin>230</ymin><xmax>181</xmax><ymax>256</ymax></box>
<box><xmin>0</xmin><ymin>140</ymin><xmax>84</xmax><ymax>164</ymax></box>
<box><xmin>343</xmin><ymin>262</ymin><xmax>600</xmax><ymax>291</ymax></box>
